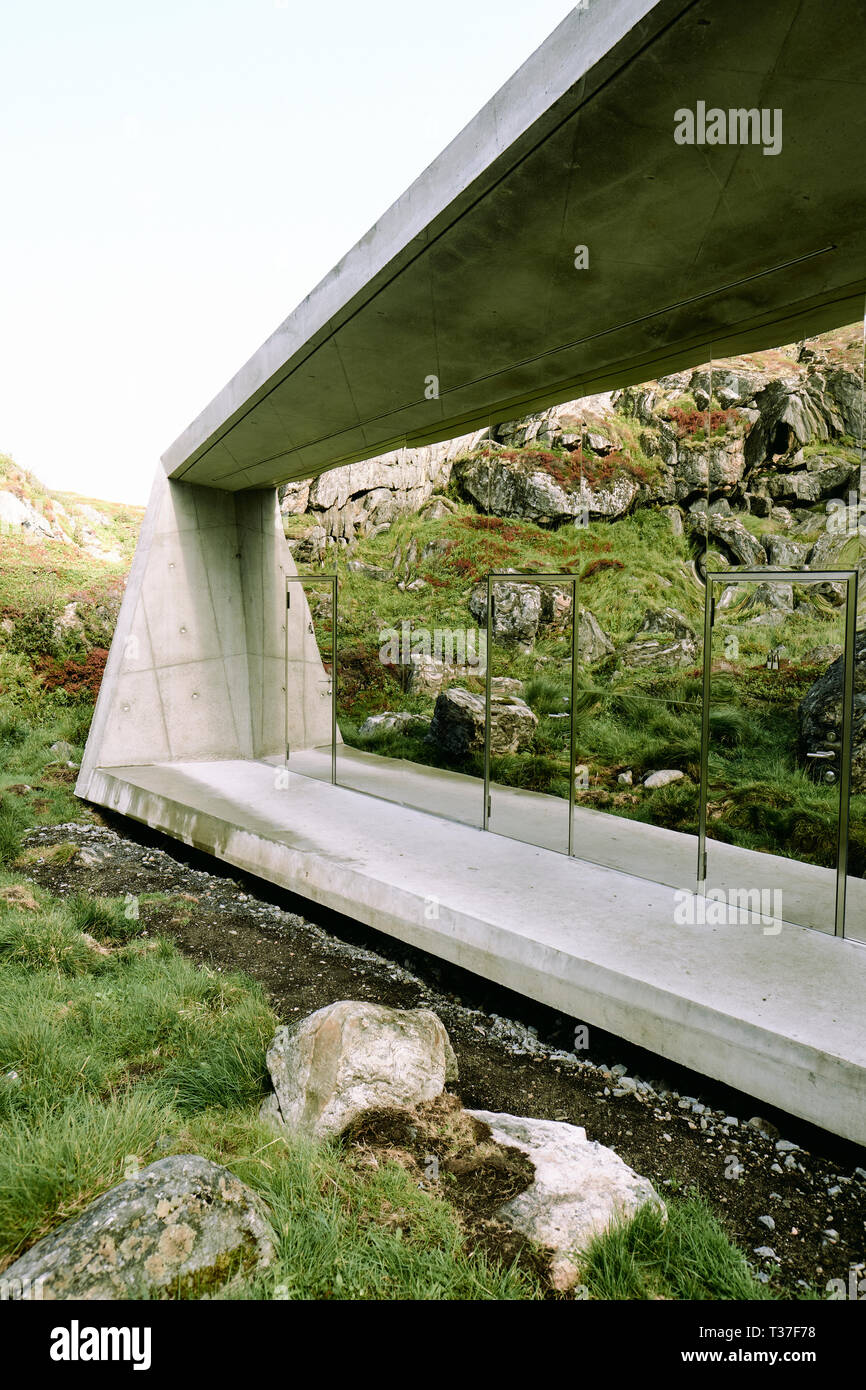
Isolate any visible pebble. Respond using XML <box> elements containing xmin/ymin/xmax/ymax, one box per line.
<box><xmin>758</xmin><ymin>1215</ymin><xmax>776</xmax><ymax>1231</ymax></box>
<box><xmin>722</xmin><ymin>1116</ymin><xmax>738</xmax><ymax>1127</ymax></box>
<box><xmin>753</xmin><ymin>1247</ymin><xmax>777</xmax><ymax>1260</ymax></box>
<box><xmin>776</xmin><ymin>1139</ymin><xmax>799</xmax><ymax>1153</ymax></box>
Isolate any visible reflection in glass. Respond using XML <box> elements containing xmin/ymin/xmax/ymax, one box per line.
<box><xmin>284</xmin><ymin>575</ymin><xmax>337</xmax><ymax>785</ymax></box>
<box><xmin>702</xmin><ymin>572</ymin><xmax>859</xmax><ymax>937</ymax></box>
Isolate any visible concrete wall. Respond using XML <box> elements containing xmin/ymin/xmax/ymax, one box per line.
<box><xmin>76</xmin><ymin>471</ymin><xmax>334</xmax><ymax>796</ymax></box>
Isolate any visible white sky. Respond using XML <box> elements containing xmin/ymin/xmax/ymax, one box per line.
<box><xmin>0</xmin><ymin>0</ymin><xmax>575</xmax><ymax>504</ymax></box>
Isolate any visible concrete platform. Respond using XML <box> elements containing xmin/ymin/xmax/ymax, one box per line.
<box><xmin>285</xmin><ymin>744</ymin><xmax>866</xmax><ymax>941</ymax></box>
<box><xmin>84</xmin><ymin>758</ymin><xmax>866</xmax><ymax>1146</ymax></box>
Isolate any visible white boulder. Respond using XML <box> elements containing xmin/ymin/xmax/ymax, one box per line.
<box><xmin>469</xmin><ymin>1111</ymin><xmax>665</xmax><ymax>1291</ymax></box>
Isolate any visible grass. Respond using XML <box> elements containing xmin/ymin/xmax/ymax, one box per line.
<box><xmin>0</xmin><ymin>687</ymin><xmax>793</xmax><ymax>1300</ymax></box>
<box><xmin>0</xmin><ymin>874</ymin><xmax>798</xmax><ymax>1299</ymax></box>
<box><xmin>580</xmin><ymin>1196</ymin><xmax>772</xmax><ymax>1301</ymax></box>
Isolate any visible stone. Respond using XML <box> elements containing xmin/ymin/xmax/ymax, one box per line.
<box><xmin>347</xmin><ymin>560</ymin><xmax>390</xmax><ymax>581</ymax></box>
<box><xmin>429</xmin><ymin>686</ymin><xmax>537</xmax><ymax>757</ymax></box>
<box><xmin>621</xmin><ymin>606</ymin><xmax>697</xmax><ymax>670</ymax></box>
<box><xmin>643</xmin><ymin>769</ymin><xmax>685</xmax><ymax>789</ymax></box>
<box><xmin>802</xmin><ymin>645</ymin><xmax>843</xmax><ymax>666</ymax></box>
<box><xmin>358</xmin><ymin>711</ymin><xmax>426</xmax><ymax>737</ymax></box>
<box><xmin>454</xmin><ymin>448</ymin><xmax>639</xmax><ymax>525</ymax></box>
<box><xmin>469</xmin><ymin>577</ymin><xmax>542</xmax><ymax>651</ymax></box>
<box><xmin>576</xmin><ymin>607</ymin><xmax>615</xmax><ymax>664</ymax></box>
<box><xmin>758</xmin><ymin>1215</ymin><xmax>776</xmax><ymax>1231</ymax></box>
<box><xmin>703</xmin><ymin>513</ymin><xmax>768</xmax><ymax>566</ymax></box>
<box><xmin>490</xmin><ymin>676</ymin><xmax>524</xmax><ymax>697</ymax></box>
<box><xmin>468</xmin><ymin>1111</ymin><xmax>665</xmax><ymax>1291</ymax></box>
<box><xmin>0</xmin><ymin>1156</ymin><xmax>273</xmax><ymax>1299</ymax></box>
<box><xmin>617</xmin><ymin>770</ymin><xmax>633</xmax><ymax>785</ymax></box>
<box><xmin>262</xmin><ymin>1001</ymin><xmax>458</xmax><ymax>1141</ymax></box>
<box><xmin>766</xmin><ymin>535</ymin><xmax>810</xmax><ymax>568</ymax></box>
<box><xmin>406</xmin><ymin>655</ymin><xmax>472</xmax><ymax>697</ymax></box>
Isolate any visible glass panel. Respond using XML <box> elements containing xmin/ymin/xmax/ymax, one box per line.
<box><xmin>704</xmin><ymin>574</ymin><xmax>850</xmax><ymax>936</ymax></box>
<box><xmin>485</xmin><ymin>574</ymin><xmax>573</xmax><ymax>855</ymax></box>
<box><xmin>849</xmin><ymin>301</ymin><xmax>866</xmax><ymax>943</ymax></box>
<box><xmin>326</xmin><ymin>432</ymin><xmax>490</xmax><ymax>829</ymax></box>
<box><xmin>284</xmin><ymin>575</ymin><xmax>336</xmax><ymax>785</ymax></box>
<box><xmin>557</xmin><ymin>350</ymin><xmax>711</xmax><ymax>895</ymax></box>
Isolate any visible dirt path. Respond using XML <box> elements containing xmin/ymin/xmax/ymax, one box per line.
<box><xmin>19</xmin><ymin>816</ymin><xmax>866</xmax><ymax>1296</ymax></box>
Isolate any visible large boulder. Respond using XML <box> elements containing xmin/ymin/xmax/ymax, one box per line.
<box><xmin>280</xmin><ymin>430</ymin><xmax>487</xmax><ymax>540</ymax></box>
<box><xmin>469</xmin><ymin>582</ymin><xmax>613</xmax><ymax>664</ymax></box>
<box><xmin>703</xmin><ymin>514</ymin><xmax>768</xmax><ymax>567</ymax></box>
<box><xmin>621</xmin><ymin>606</ymin><xmax>697</xmax><ymax>670</ymax></box>
<box><xmin>429</xmin><ymin>687</ymin><xmax>538</xmax><ymax>757</ymax></box>
<box><xmin>469</xmin><ymin>578</ymin><xmax>542</xmax><ymax>651</ymax></box>
<box><xmin>469</xmin><ymin>1112</ymin><xmax>665</xmax><ymax>1292</ymax></box>
<box><xmin>454</xmin><ymin>450</ymin><xmax>639</xmax><ymax>525</ymax></box>
<box><xmin>798</xmin><ymin>631</ymin><xmax>866</xmax><ymax>792</ymax></box>
<box><xmin>689</xmin><ymin>366</ymin><xmax>765</xmax><ymax>409</ymax></box>
<box><xmin>673</xmin><ymin>438</ymin><xmax>747</xmax><ymax>499</ymax></box>
<box><xmin>745</xmin><ymin>380</ymin><xmax>836</xmax><ymax>470</ymax></box>
<box><xmin>261</xmin><ymin>1002</ymin><xmax>458</xmax><ymax>1142</ymax></box>
<box><xmin>576</xmin><ymin>607</ymin><xmax>615</xmax><ymax>664</ymax></box>
<box><xmin>1</xmin><ymin>1156</ymin><xmax>273</xmax><ymax>1300</ymax></box>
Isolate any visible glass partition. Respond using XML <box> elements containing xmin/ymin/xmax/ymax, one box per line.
<box><xmin>698</xmin><ymin>569</ymin><xmax>858</xmax><ymax>937</ymax></box>
<box><xmin>483</xmin><ymin>573</ymin><xmax>575</xmax><ymax>855</ymax></box>
<box><xmin>284</xmin><ymin>574</ymin><xmax>336</xmax><ymax>784</ymax></box>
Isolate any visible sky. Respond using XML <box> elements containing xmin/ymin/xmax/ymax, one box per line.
<box><xmin>0</xmin><ymin>0</ymin><xmax>576</xmax><ymax>504</ymax></box>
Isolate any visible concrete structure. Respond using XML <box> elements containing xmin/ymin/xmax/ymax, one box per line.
<box><xmin>78</xmin><ymin>1</ymin><xmax>866</xmax><ymax>1141</ymax></box>
<box><xmin>84</xmin><ymin>759</ymin><xmax>866</xmax><ymax>1145</ymax></box>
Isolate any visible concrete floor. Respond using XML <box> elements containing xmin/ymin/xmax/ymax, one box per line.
<box><xmin>284</xmin><ymin>744</ymin><xmax>866</xmax><ymax>943</ymax></box>
<box><xmin>85</xmin><ymin>755</ymin><xmax>866</xmax><ymax>1145</ymax></box>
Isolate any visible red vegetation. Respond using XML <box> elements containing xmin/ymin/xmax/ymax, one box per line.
<box><xmin>34</xmin><ymin>648</ymin><xmax>108</xmax><ymax>699</ymax></box>
<box><xmin>666</xmin><ymin>406</ymin><xmax>739</xmax><ymax>437</ymax></box>
<box><xmin>580</xmin><ymin>557</ymin><xmax>625</xmax><ymax>580</ymax></box>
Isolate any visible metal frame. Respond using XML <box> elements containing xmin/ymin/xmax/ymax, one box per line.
<box><xmin>697</xmin><ymin>567</ymin><xmax>858</xmax><ymax>939</ymax></box>
<box><xmin>285</xmin><ymin>573</ymin><xmax>338</xmax><ymax>785</ymax></box>
<box><xmin>483</xmin><ymin>571</ymin><xmax>578</xmax><ymax>854</ymax></box>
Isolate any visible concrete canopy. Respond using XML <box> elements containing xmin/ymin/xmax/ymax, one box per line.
<box><xmin>164</xmin><ymin>0</ymin><xmax>866</xmax><ymax>494</ymax></box>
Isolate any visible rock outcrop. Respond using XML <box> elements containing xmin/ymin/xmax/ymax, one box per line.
<box><xmin>1</xmin><ymin>1156</ymin><xmax>274</xmax><ymax>1299</ymax></box>
<box><xmin>621</xmin><ymin>607</ymin><xmax>697</xmax><ymax>670</ymax></box>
